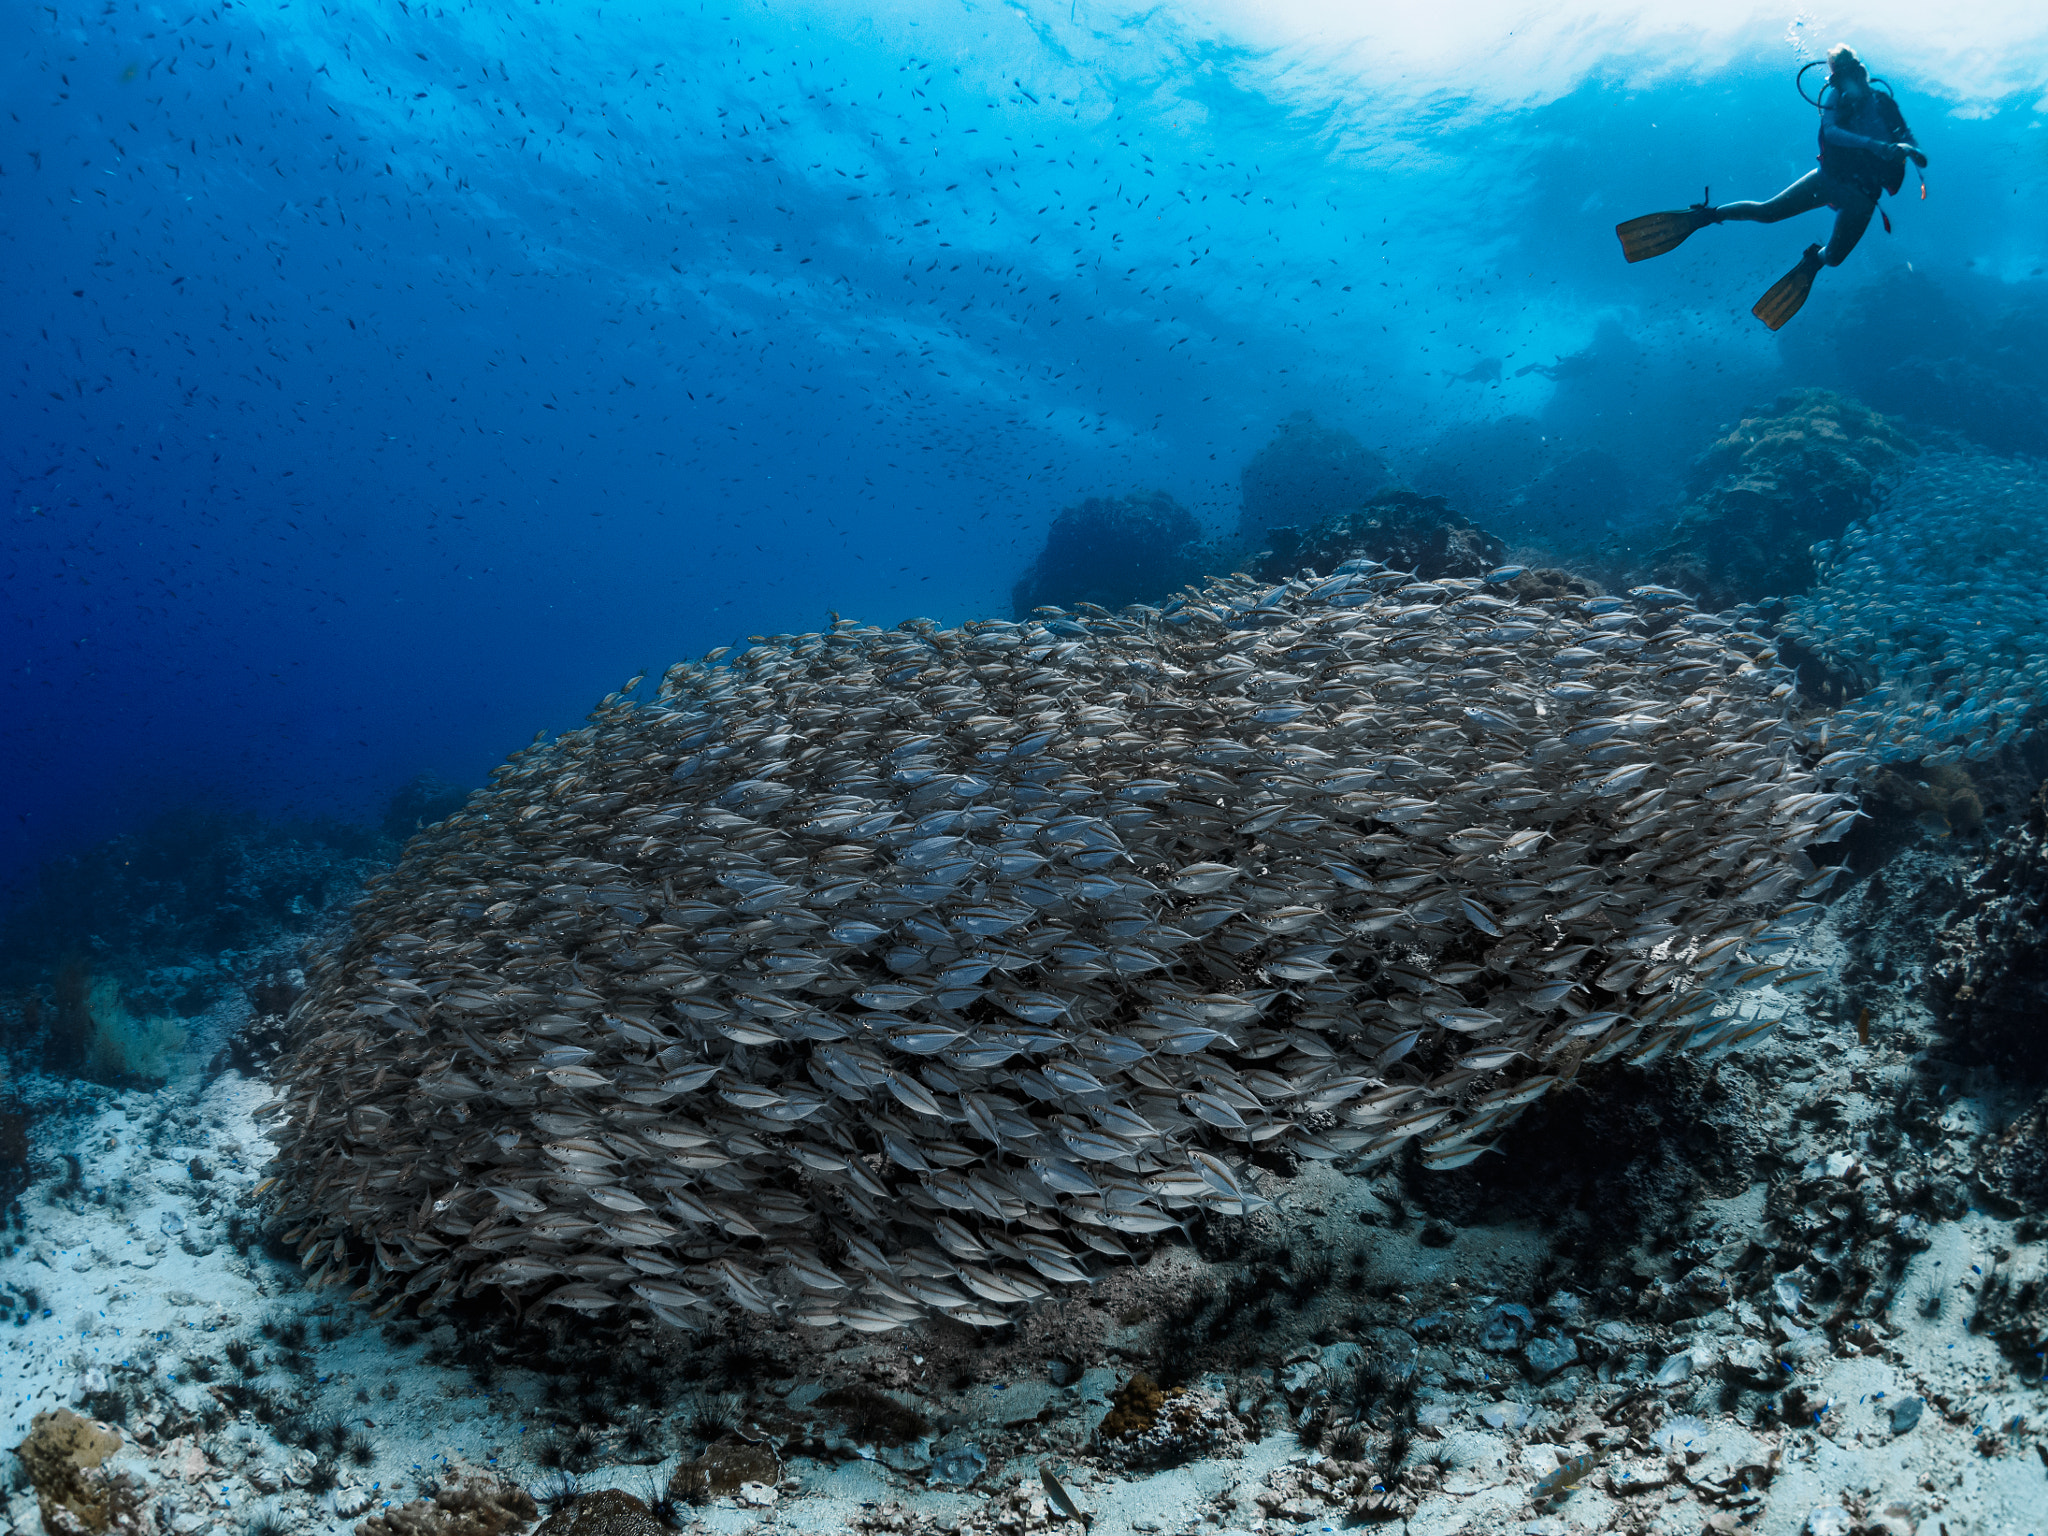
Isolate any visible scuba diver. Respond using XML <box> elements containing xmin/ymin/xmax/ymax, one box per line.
<box><xmin>1615</xmin><ymin>46</ymin><xmax>1926</xmax><ymax>329</ymax></box>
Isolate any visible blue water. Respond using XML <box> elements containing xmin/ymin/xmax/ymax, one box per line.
<box><xmin>6</xmin><ymin>2</ymin><xmax>2046</xmax><ymax>893</ymax></box>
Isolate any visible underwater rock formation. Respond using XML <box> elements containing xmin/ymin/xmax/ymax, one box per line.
<box><xmin>1236</xmin><ymin>412</ymin><xmax>1388</xmax><ymax>545</ymax></box>
<box><xmin>1010</xmin><ymin>490</ymin><xmax>1205</xmax><ymax>620</ymax></box>
<box><xmin>1780</xmin><ymin>453</ymin><xmax>2048</xmax><ymax>764</ymax></box>
<box><xmin>1639</xmin><ymin>389</ymin><xmax>1916</xmax><ymax>610</ymax></box>
<box><xmin>263</xmin><ymin>568</ymin><xmax>1847</xmax><ymax>1335</ymax></box>
<box><xmin>1406</xmin><ymin>415</ymin><xmax>1551</xmax><ymax>529</ymax></box>
<box><xmin>0</xmin><ymin>809</ymin><xmax>390</xmax><ymax>984</ymax></box>
<box><xmin>385</xmin><ymin>774</ymin><xmax>479</xmax><ymax>842</ymax></box>
<box><xmin>1093</xmin><ymin>1372</ymin><xmax>1239</xmax><ymax>1469</ymax></box>
<box><xmin>12</xmin><ymin>1408</ymin><xmax>146</xmax><ymax>1536</ymax></box>
<box><xmin>1251</xmin><ymin>488</ymin><xmax>1505</xmax><ymax>583</ymax></box>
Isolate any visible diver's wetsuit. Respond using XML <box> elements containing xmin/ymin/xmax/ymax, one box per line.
<box><xmin>1713</xmin><ymin>87</ymin><xmax>1916</xmax><ymax>266</ymax></box>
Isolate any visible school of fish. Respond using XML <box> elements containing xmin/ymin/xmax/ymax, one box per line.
<box><xmin>261</xmin><ymin>560</ymin><xmax>1859</xmax><ymax>1333</ymax></box>
<box><xmin>1783</xmin><ymin>452</ymin><xmax>2048</xmax><ymax>765</ymax></box>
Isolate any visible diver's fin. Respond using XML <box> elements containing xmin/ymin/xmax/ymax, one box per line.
<box><xmin>1615</xmin><ymin>203</ymin><xmax>1713</xmax><ymax>263</ymax></box>
<box><xmin>1752</xmin><ymin>243</ymin><xmax>1825</xmax><ymax>331</ymax></box>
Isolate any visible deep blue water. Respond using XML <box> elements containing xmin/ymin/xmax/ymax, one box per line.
<box><xmin>6</xmin><ymin>1</ymin><xmax>2047</xmax><ymax>895</ymax></box>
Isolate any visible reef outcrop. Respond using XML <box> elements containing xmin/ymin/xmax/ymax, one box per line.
<box><xmin>1638</xmin><ymin>389</ymin><xmax>1916</xmax><ymax>610</ymax></box>
<box><xmin>1010</xmin><ymin>490</ymin><xmax>1205</xmax><ymax>621</ymax></box>
<box><xmin>1932</xmin><ymin>782</ymin><xmax>2048</xmax><ymax>1085</ymax></box>
<box><xmin>1251</xmin><ymin>488</ymin><xmax>1505</xmax><ymax>583</ymax></box>
<box><xmin>1236</xmin><ymin>412</ymin><xmax>1387</xmax><ymax>545</ymax></box>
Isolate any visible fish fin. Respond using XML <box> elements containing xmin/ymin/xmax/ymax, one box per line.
<box><xmin>1753</xmin><ymin>244</ymin><xmax>1824</xmax><ymax>330</ymax></box>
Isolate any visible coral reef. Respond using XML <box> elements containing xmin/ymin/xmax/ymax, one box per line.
<box><xmin>1236</xmin><ymin>412</ymin><xmax>1388</xmax><ymax>544</ymax></box>
<box><xmin>12</xmin><ymin>1409</ymin><xmax>147</xmax><ymax>1536</ymax></box>
<box><xmin>262</xmin><ymin>570</ymin><xmax>1844</xmax><ymax>1335</ymax></box>
<box><xmin>1781</xmin><ymin>453</ymin><xmax>2048</xmax><ymax>764</ymax></box>
<box><xmin>1250</xmin><ymin>488</ymin><xmax>1506</xmax><ymax>583</ymax></box>
<box><xmin>1010</xmin><ymin>490</ymin><xmax>1206</xmax><ymax>620</ymax></box>
<box><xmin>1502</xmin><ymin>567</ymin><xmax>1603</xmax><ymax>604</ymax></box>
<box><xmin>1638</xmin><ymin>389</ymin><xmax>1916</xmax><ymax>610</ymax></box>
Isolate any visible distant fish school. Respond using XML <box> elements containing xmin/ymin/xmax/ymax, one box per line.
<box><xmin>261</xmin><ymin>562</ymin><xmax>1856</xmax><ymax>1332</ymax></box>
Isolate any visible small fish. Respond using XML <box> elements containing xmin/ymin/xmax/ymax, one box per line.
<box><xmin>1530</xmin><ymin>1447</ymin><xmax>1609</xmax><ymax>1503</ymax></box>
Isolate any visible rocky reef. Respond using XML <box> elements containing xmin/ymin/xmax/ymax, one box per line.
<box><xmin>1009</xmin><ymin>491</ymin><xmax>1206</xmax><ymax>621</ymax></box>
<box><xmin>1636</xmin><ymin>389</ymin><xmax>1917</xmax><ymax>610</ymax></box>
<box><xmin>1234</xmin><ymin>412</ymin><xmax>1387</xmax><ymax>546</ymax></box>
<box><xmin>1250</xmin><ymin>487</ymin><xmax>1506</xmax><ymax>583</ymax></box>
<box><xmin>1931</xmin><ymin>783</ymin><xmax>2048</xmax><ymax>1088</ymax></box>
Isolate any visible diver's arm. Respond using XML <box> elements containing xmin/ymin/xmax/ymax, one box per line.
<box><xmin>1820</xmin><ymin>117</ymin><xmax>1906</xmax><ymax>157</ymax></box>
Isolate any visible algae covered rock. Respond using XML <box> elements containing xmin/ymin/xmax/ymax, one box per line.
<box><xmin>532</xmin><ymin>1487</ymin><xmax>668</xmax><ymax>1536</ymax></box>
<box><xmin>668</xmin><ymin>1436</ymin><xmax>780</xmax><ymax>1504</ymax></box>
<box><xmin>1253</xmin><ymin>486</ymin><xmax>1505</xmax><ymax>581</ymax></box>
<box><xmin>13</xmin><ymin>1409</ymin><xmax>145</xmax><ymax>1536</ymax></box>
<box><xmin>1093</xmin><ymin>1371</ymin><xmax>1240</xmax><ymax>1470</ymax></box>
<box><xmin>1640</xmin><ymin>388</ymin><xmax>1916</xmax><ymax>609</ymax></box>
<box><xmin>352</xmin><ymin>1469</ymin><xmax>538</xmax><ymax>1536</ymax></box>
